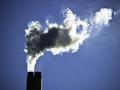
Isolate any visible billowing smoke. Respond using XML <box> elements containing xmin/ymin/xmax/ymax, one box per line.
<box><xmin>24</xmin><ymin>8</ymin><xmax>114</xmax><ymax>72</ymax></box>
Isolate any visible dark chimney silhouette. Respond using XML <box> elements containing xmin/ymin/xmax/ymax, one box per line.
<box><xmin>27</xmin><ymin>72</ymin><xmax>42</xmax><ymax>90</ymax></box>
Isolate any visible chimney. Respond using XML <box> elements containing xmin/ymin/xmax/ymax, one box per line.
<box><xmin>27</xmin><ymin>72</ymin><xmax>42</xmax><ymax>90</ymax></box>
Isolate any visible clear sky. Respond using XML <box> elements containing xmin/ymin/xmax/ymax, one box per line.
<box><xmin>0</xmin><ymin>0</ymin><xmax>120</xmax><ymax>90</ymax></box>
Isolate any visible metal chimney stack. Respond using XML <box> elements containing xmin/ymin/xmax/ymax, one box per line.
<box><xmin>27</xmin><ymin>72</ymin><xmax>42</xmax><ymax>90</ymax></box>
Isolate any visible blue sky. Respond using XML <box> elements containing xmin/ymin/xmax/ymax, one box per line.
<box><xmin>0</xmin><ymin>0</ymin><xmax>120</xmax><ymax>90</ymax></box>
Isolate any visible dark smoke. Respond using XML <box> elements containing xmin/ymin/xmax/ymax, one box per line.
<box><xmin>25</xmin><ymin>27</ymin><xmax>71</xmax><ymax>57</ymax></box>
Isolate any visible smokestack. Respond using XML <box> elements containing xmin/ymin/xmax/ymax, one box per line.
<box><xmin>27</xmin><ymin>72</ymin><xmax>42</xmax><ymax>90</ymax></box>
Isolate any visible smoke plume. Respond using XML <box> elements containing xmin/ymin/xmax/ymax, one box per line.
<box><xmin>24</xmin><ymin>8</ymin><xmax>114</xmax><ymax>71</ymax></box>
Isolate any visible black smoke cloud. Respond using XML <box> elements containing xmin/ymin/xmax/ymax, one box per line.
<box><xmin>25</xmin><ymin>27</ymin><xmax>71</xmax><ymax>57</ymax></box>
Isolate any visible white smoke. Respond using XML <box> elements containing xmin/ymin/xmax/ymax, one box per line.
<box><xmin>25</xmin><ymin>8</ymin><xmax>114</xmax><ymax>72</ymax></box>
<box><xmin>46</xmin><ymin>8</ymin><xmax>113</xmax><ymax>54</ymax></box>
<box><xmin>114</xmin><ymin>10</ymin><xmax>120</xmax><ymax>16</ymax></box>
<box><xmin>47</xmin><ymin>8</ymin><xmax>90</xmax><ymax>54</ymax></box>
<box><xmin>93</xmin><ymin>8</ymin><xmax>113</xmax><ymax>26</ymax></box>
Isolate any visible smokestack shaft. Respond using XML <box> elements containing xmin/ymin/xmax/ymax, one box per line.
<box><xmin>27</xmin><ymin>72</ymin><xmax>42</xmax><ymax>90</ymax></box>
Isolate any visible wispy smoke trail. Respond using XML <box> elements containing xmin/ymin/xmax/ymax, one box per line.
<box><xmin>114</xmin><ymin>9</ymin><xmax>120</xmax><ymax>16</ymax></box>
<box><xmin>24</xmin><ymin>8</ymin><xmax>114</xmax><ymax>71</ymax></box>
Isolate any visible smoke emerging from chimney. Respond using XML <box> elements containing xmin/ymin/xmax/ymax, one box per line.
<box><xmin>24</xmin><ymin>8</ymin><xmax>114</xmax><ymax>68</ymax></box>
